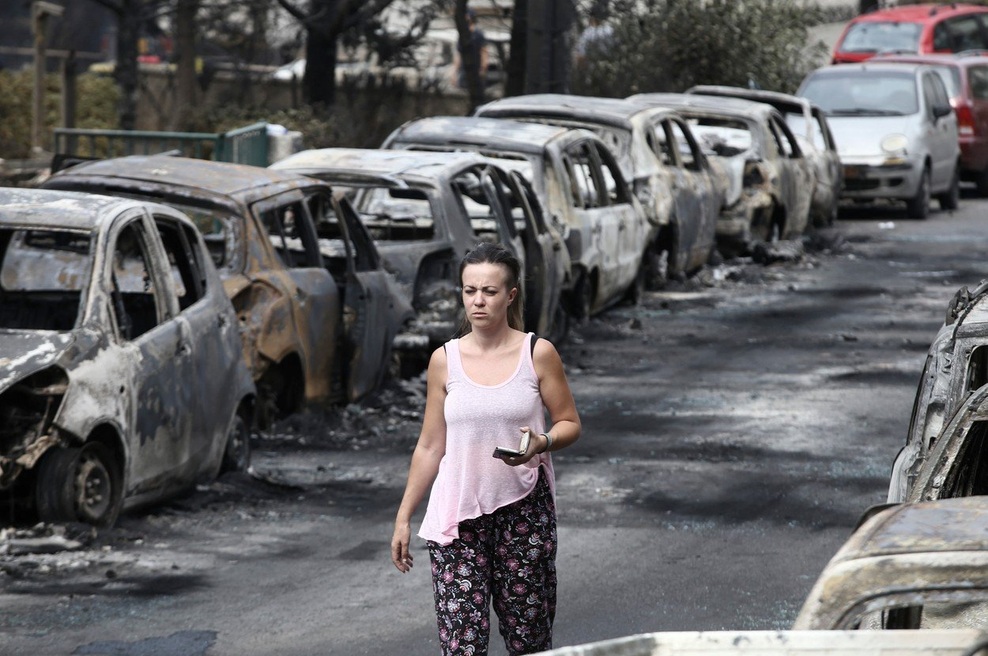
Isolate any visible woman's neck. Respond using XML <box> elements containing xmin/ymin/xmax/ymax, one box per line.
<box><xmin>465</xmin><ymin>325</ymin><xmax>516</xmax><ymax>353</ymax></box>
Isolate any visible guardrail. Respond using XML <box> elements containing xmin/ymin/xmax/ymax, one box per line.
<box><xmin>52</xmin><ymin>121</ymin><xmax>269</xmax><ymax>166</ymax></box>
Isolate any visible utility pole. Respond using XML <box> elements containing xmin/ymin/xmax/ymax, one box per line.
<box><xmin>525</xmin><ymin>0</ymin><xmax>575</xmax><ymax>94</ymax></box>
<box><xmin>32</xmin><ymin>1</ymin><xmax>65</xmax><ymax>154</ymax></box>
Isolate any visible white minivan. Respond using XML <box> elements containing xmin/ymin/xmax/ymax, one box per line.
<box><xmin>798</xmin><ymin>62</ymin><xmax>960</xmax><ymax>219</ymax></box>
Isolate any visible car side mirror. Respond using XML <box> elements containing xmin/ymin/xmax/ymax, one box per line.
<box><xmin>933</xmin><ymin>104</ymin><xmax>953</xmax><ymax>120</ymax></box>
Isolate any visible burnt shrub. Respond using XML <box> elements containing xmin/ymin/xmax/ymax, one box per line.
<box><xmin>571</xmin><ymin>0</ymin><xmax>829</xmax><ymax>97</ymax></box>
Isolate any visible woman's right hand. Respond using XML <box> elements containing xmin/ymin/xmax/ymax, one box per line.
<box><xmin>391</xmin><ymin>521</ymin><xmax>414</xmax><ymax>573</ymax></box>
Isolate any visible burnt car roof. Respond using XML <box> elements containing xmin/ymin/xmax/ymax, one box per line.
<box><xmin>629</xmin><ymin>92</ymin><xmax>778</xmax><ymax>120</ymax></box>
<box><xmin>271</xmin><ymin>148</ymin><xmax>495</xmax><ymax>187</ymax></box>
<box><xmin>388</xmin><ymin>116</ymin><xmax>576</xmax><ymax>155</ymax></box>
<box><xmin>686</xmin><ymin>85</ymin><xmax>818</xmax><ymax>117</ymax></box>
<box><xmin>836</xmin><ymin>496</ymin><xmax>988</xmax><ymax>563</ymax></box>
<box><xmin>50</xmin><ymin>154</ymin><xmax>326</xmax><ymax>204</ymax></box>
<box><xmin>0</xmin><ymin>187</ymin><xmax>157</xmax><ymax>231</ymax></box>
<box><xmin>477</xmin><ymin>94</ymin><xmax>680</xmax><ymax>130</ymax></box>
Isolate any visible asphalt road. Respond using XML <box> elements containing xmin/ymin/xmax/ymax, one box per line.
<box><xmin>3</xmin><ymin>195</ymin><xmax>988</xmax><ymax>655</ymax></box>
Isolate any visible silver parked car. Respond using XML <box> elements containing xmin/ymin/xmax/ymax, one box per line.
<box><xmin>271</xmin><ymin>148</ymin><xmax>570</xmax><ymax>351</ymax></box>
<box><xmin>475</xmin><ymin>94</ymin><xmax>722</xmax><ymax>285</ymax></box>
<box><xmin>383</xmin><ymin>116</ymin><xmax>649</xmax><ymax>319</ymax></box>
<box><xmin>0</xmin><ymin>188</ymin><xmax>256</xmax><ymax>527</ymax></box>
<box><xmin>630</xmin><ymin>93</ymin><xmax>815</xmax><ymax>256</ymax></box>
<box><xmin>798</xmin><ymin>62</ymin><xmax>960</xmax><ymax>219</ymax></box>
<box><xmin>687</xmin><ymin>85</ymin><xmax>843</xmax><ymax>228</ymax></box>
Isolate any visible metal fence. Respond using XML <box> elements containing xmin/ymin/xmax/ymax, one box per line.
<box><xmin>52</xmin><ymin>122</ymin><xmax>270</xmax><ymax>167</ymax></box>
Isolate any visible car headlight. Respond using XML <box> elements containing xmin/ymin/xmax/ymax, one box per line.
<box><xmin>880</xmin><ymin>134</ymin><xmax>909</xmax><ymax>158</ymax></box>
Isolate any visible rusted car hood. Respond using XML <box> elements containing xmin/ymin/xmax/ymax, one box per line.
<box><xmin>0</xmin><ymin>332</ymin><xmax>76</xmax><ymax>392</ymax></box>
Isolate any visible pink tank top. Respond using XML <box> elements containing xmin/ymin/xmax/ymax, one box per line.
<box><xmin>419</xmin><ymin>332</ymin><xmax>555</xmax><ymax>545</ymax></box>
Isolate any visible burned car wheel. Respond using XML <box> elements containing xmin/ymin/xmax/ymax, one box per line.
<box><xmin>573</xmin><ymin>273</ymin><xmax>594</xmax><ymax>321</ymax></box>
<box><xmin>221</xmin><ymin>408</ymin><xmax>252</xmax><ymax>474</ymax></box>
<box><xmin>35</xmin><ymin>442</ymin><xmax>123</xmax><ymax>528</ymax></box>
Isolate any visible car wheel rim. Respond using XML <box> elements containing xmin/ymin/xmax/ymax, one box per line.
<box><xmin>74</xmin><ymin>449</ymin><xmax>112</xmax><ymax>523</ymax></box>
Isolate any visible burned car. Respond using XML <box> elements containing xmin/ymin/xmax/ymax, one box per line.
<box><xmin>795</xmin><ymin>496</ymin><xmax>988</xmax><ymax>631</ymax></box>
<box><xmin>896</xmin><ymin>382</ymin><xmax>988</xmax><ymax>503</ymax></box>
<box><xmin>888</xmin><ymin>279</ymin><xmax>988</xmax><ymax>503</ymax></box>
<box><xmin>629</xmin><ymin>93</ymin><xmax>815</xmax><ymax>257</ymax></box>
<box><xmin>42</xmin><ymin>155</ymin><xmax>404</xmax><ymax>423</ymax></box>
<box><xmin>687</xmin><ymin>85</ymin><xmax>843</xmax><ymax>228</ymax></box>
<box><xmin>475</xmin><ymin>94</ymin><xmax>723</xmax><ymax>286</ymax></box>
<box><xmin>271</xmin><ymin>148</ymin><xmax>569</xmax><ymax>355</ymax></box>
<box><xmin>0</xmin><ymin>188</ymin><xmax>255</xmax><ymax>527</ymax></box>
<box><xmin>383</xmin><ymin>116</ymin><xmax>649</xmax><ymax>319</ymax></box>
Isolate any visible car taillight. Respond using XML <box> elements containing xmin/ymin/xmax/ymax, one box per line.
<box><xmin>956</xmin><ymin>103</ymin><xmax>976</xmax><ymax>137</ymax></box>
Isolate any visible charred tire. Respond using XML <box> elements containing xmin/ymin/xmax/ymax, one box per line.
<box><xmin>906</xmin><ymin>167</ymin><xmax>931</xmax><ymax>219</ymax></box>
<box><xmin>221</xmin><ymin>407</ymin><xmax>252</xmax><ymax>474</ymax></box>
<box><xmin>35</xmin><ymin>442</ymin><xmax>123</xmax><ymax>528</ymax></box>
<box><xmin>573</xmin><ymin>274</ymin><xmax>594</xmax><ymax>321</ymax></box>
<box><xmin>938</xmin><ymin>166</ymin><xmax>960</xmax><ymax>211</ymax></box>
<box><xmin>548</xmin><ymin>303</ymin><xmax>570</xmax><ymax>344</ymax></box>
<box><xmin>644</xmin><ymin>246</ymin><xmax>668</xmax><ymax>291</ymax></box>
<box><xmin>624</xmin><ymin>258</ymin><xmax>647</xmax><ymax>306</ymax></box>
<box><xmin>257</xmin><ymin>361</ymin><xmax>304</xmax><ymax>428</ymax></box>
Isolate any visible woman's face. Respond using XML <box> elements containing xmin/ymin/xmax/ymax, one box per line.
<box><xmin>461</xmin><ymin>262</ymin><xmax>517</xmax><ymax>329</ymax></box>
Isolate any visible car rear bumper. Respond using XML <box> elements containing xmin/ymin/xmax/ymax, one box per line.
<box><xmin>959</xmin><ymin>137</ymin><xmax>988</xmax><ymax>175</ymax></box>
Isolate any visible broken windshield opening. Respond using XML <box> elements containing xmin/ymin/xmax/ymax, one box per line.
<box><xmin>0</xmin><ymin>229</ymin><xmax>91</xmax><ymax>331</ymax></box>
<box><xmin>354</xmin><ymin>186</ymin><xmax>436</xmax><ymax>241</ymax></box>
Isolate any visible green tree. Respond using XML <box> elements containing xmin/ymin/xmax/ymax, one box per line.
<box><xmin>572</xmin><ymin>0</ymin><xmax>827</xmax><ymax>98</ymax></box>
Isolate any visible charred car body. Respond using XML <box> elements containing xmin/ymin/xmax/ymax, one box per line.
<box><xmin>0</xmin><ymin>189</ymin><xmax>255</xmax><ymax>527</ymax></box>
<box><xmin>271</xmin><ymin>148</ymin><xmax>568</xmax><ymax>354</ymax></box>
<box><xmin>475</xmin><ymin>94</ymin><xmax>722</xmax><ymax>286</ymax></box>
<box><xmin>630</xmin><ymin>93</ymin><xmax>815</xmax><ymax>256</ymax></box>
<box><xmin>896</xmin><ymin>382</ymin><xmax>988</xmax><ymax>503</ymax></box>
<box><xmin>795</xmin><ymin>496</ymin><xmax>988</xmax><ymax>631</ymax></box>
<box><xmin>687</xmin><ymin>86</ymin><xmax>843</xmax><ymax>228</ymax></box>
<box><xmin>383</xmin><ymin>116</ymin><xmax>649</xmax><ymax>319</ymax></box>
<box><xmin>42</xmin><ymin>155</ymin><xmax>404</xmax><ymax>423</ymax></box>
<box><xmin>888</xmin><ymin>279</ymin><xmax>988</xmax><ymax>503</ymax></box>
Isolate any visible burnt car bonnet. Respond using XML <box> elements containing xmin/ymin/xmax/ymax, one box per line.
<box><xmin>0</xmin><ymin>332</ymin><xmax>76</xmax><ymax>392</ymax></box>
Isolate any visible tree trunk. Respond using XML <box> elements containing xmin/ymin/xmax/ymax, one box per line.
<box><xmin>303</xmin><ymin>24</ymin><xmax>338</xmax><ymax>109</ymax></box>
<box><xmin>454</xmin><ymin>0</ymin><xmax>484</xmax><ymax>114</ymax></box>
<box><xmin>505</xmin><ymin>0</ymin><xmax>528</xmax><ymax>97</ymax></box>
<box><xmin>172</xmin><ymin>0</ymin><xmax>199</xmax><ymax>131</ymax></box>
<box><xmin>114</xmin><ymin>1</ymin><xmax>140</xmax><ymax>130</ymax></box>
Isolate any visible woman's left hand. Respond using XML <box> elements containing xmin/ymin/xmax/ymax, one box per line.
<box><xmin>496</xmin><ymin>426</ymin><xmax>545</xmax><ymax>467</ymax></box>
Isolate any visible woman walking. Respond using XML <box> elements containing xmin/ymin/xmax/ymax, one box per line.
<box><xmin>391</xmin><ymin>242</ymin><xmax>581</xmax><ymax>655</ymax></box>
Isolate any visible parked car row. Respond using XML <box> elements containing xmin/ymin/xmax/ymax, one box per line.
<box><xmin>0</xmin><ymin>87</ymin><xmax>845</xmax><ymax>527</ymax></box>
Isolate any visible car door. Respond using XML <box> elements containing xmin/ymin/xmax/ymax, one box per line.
<box><xmin>589</xmin><ymin>140</ymin><xmax>646</xmax><ymax>300</ymax></box>
<box><xmin>309</xmin><ymin>190</ymin><xmax>399</xmax><ymax>401</ymax></box>
<box><xmin>252</xmin><ymin>193</ymin><xmax>339</xmax><ymax>402</ymax></box>
<box><xmin>924</xmin><ymin>71</ymin><xmax>959</xmax><ymax>190</ymax></box>
<box><xmin>107</xmin><ymin>212</ymin><xmax>194</xmax><ymax>496</ymax></box>
<box><xmin>657</xmin><ymin>117</ymin><xmax>711</xmax><ymax>272</ymax></box>
<box><xmin>500</xmin><ymin>167</ymin><xmax>566</xmax><ymax>337</ymax></box>
<box><xmin>768</xmin><ymin>115</ymin><xmax>813</xmax><ymax>237</ymax></box>
<box><xmin>152</xmin><ymin>212</ymin><xmax>238</xmax><ymax>476</ymax></box>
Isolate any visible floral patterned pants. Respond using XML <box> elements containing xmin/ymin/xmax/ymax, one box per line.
<box><xmin>427</xmin><ymin>468</ymin><xmax>557</xmax><ymax>656</ymax></box>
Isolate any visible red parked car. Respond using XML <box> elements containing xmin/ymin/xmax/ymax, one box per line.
<box><xmin>832</xmin><ymin>4</ymin><xmax>988</xmax><ymax>65</ymax></box>
<box><xmin>875</xmin><ymin>52</ymin><xmax>988</xmax><ymax>195</ymax></box>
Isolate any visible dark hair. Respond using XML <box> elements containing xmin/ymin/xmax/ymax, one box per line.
<box><xmin>457</xmin><ymin>242</ymin><xmax>524</xmax><ymax>335</ymax></box>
